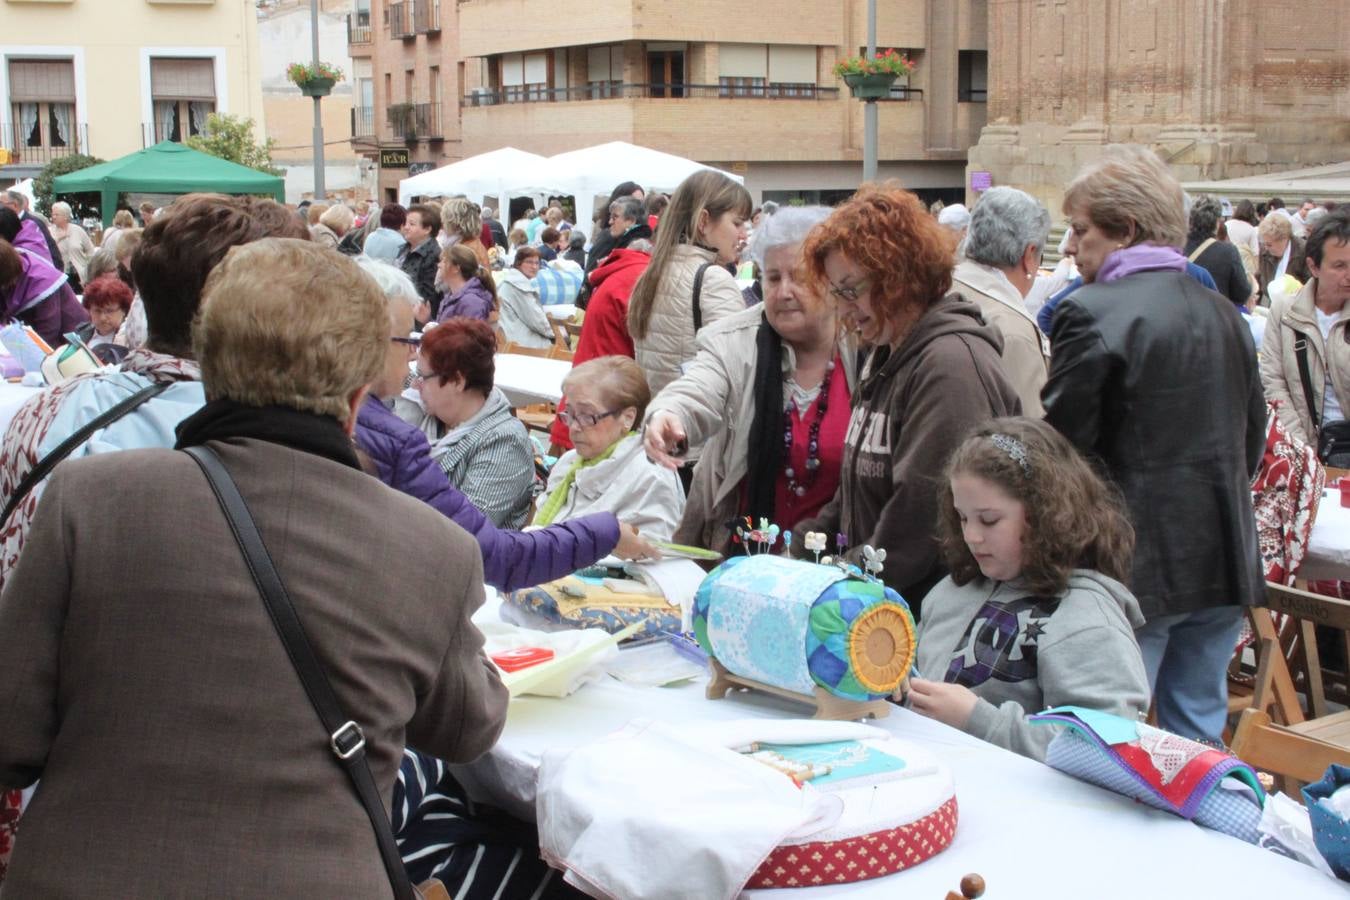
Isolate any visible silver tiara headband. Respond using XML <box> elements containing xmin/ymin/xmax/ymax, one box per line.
<box><xmin>990</xmin><ymin>433</ymin><xmax>1031</xmax><ymax>475</ymax></box>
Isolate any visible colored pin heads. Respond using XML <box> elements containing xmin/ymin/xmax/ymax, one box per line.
<box><xmin>804</xmin><ymin>531</ymin><xmax>827</xmax><ymax>563</ymax></box>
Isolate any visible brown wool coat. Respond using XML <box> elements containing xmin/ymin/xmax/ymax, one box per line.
<box><xmin>0</xmin><ymin>438</ymin><xmax>507</xmax><ymax>899</ymax></box>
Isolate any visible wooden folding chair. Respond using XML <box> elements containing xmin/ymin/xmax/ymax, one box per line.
<box><xmin>502</xmin><ymin>341</ymin><xmax>553</xmax><ymax>359</ymax></box>
<box><xmin>1231</xmin><ymin>704</ymin><xmax>1350</xmax><ymax>798</ymax></box>
<box><xmin>1228</xmin><ymin>582</ymin><xmax>1350</xmax><ymax>731</ymax></box>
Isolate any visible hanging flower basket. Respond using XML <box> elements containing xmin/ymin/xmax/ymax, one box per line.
<box><xmin>833</xmin><ymin>49</ymin><xmax>913</xmax><ymax>101</ymax></box>
<box><xmin>287</xmin><ymin>61</ymin><xmax>345</xmax><ymax>97</ymax></box>
<box><xmin>843</xmin><ymin>73</ymin><xmax>898</xmax><ymax>100</ymax></box>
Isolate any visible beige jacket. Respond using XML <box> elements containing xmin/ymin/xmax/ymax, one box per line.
<box><xmin>646</xmin><ymin>305</ymin><xmax>857</xmax><ymax>552</ymax></box>
<box><xmin>951</xmin><ymin>259</ymin><xmax>1049</xmax><ymax>417</ymax></box>
<box><xmin>633</xmin><ymin>244</ymin><xmax>744</xmax><ymax>396</ymax></box>
<box><xmin>0</xmin><ymin>438</ymin><xmax>506</xmax><ymax>898</ymax></box>
<box><xmin>1260</xmin><ymin>278</ymin><xmax>1350</xmax><ymax>443</ymax></box>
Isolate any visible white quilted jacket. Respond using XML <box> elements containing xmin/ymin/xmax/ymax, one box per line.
<box><xmin>633</xmin><ymin>244</ymin><xmax>745</xmax><ymax>396</ymax></box>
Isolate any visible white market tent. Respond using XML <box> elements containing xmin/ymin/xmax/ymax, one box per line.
<box><xmin>540</xmin><ymin>141</ymin><xmax>744</xmax><ymax>215</ymax></box>
<box><xmin>397</xmin><ymin>146</ymin><xmax>559</xmax><ymax>212</ymax></box>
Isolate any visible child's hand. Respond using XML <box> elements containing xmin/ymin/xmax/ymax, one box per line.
<box><xmin>907</xmin><ymin>678</ymin><xmax>979</xmax><ymax>729</ymax></box>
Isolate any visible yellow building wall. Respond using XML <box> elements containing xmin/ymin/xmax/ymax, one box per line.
<box><xmin>1</xmin><ymin>0</ymin><xmax>266</xmax><ymax>161</ymax></box>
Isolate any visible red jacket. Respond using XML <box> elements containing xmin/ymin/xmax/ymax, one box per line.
<box><xmin>550</xmin><ymin>249</ymin><xmax>650</xmax><ymax>449</ymax></box>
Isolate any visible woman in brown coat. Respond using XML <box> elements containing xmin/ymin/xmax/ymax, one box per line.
<box><xmin>0</xmin><ymin>239</ymin><xmax>507</xmax><ymax>898</ymax></box>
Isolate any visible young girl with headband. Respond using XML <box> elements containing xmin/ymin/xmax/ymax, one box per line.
<box><xmin>905</xmin><ymin>417</ymin><xmax>1151</xmax><ymax>761</ymax></box>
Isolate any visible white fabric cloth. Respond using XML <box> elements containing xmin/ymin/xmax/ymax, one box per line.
<box><xmin>451</xmin><ymin>616</ymin><xmax>1343</xmax><ymax>898</ymax></box>
<box><xmin>1276</xmin><ymin>240</ymin><xmax>1292</xmax><ymax>281</ymax></box>
<box><xmin>534</xmin><ymin>433</ymin><xmax>685</xmax><ymax>540</ymax></box>
<box><xmin>537</xmin><ymin>718</ymin><xmax>858</xmax><ymax>900</ymax></box>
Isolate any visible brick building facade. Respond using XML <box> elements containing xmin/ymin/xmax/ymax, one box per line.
<box><xmin>349</xmin><ymin>0</ymin><xmax>992</xmax><ymax>211</ymax></box>
<box><xmin>968</xmin><ymin>0</ymin><xmax>1350</xmax><ymax>213</ymax></box>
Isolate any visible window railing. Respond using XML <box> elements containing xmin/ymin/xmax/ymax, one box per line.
<box><xmin>461</xmin><ymin>82</ymin><xmax>841</xmax><ymax>107</ymax></box>
<box><xmin>414</xmin><ymin>0</ymin><xmax>440</xmax><ymax>33</ymax></box>
<box><xmin>348</xmin><ymin>11</ymin><xmax>372</xmax><ymax>44</ymax></box>
<box><xmin>352</xmin><ymin>106</ymin><xmax>376</xmax><ymax>139</ymax></box>
<box><xmin>958</xmin><ymin>88</ymin><xmax>987</xmax><ymax>102</ymax></box>
<box><xmin>2</xmin><ymin>120</ymin><xmax>87</xmax><ymax>166</ymax></box>
<box><xmin>388</xmin><ymin>2</ymin><xmax>415</xmax><ymax>39</ymax></box>
<box><xmin>881</xmin><ymin>86</ymin><xmax>924</xmax><ymax>101</ymax></box>
<box><xmin>387</xmin><ymin>102</ymin><xmax>443</xmax><ymax>141</ymax></box>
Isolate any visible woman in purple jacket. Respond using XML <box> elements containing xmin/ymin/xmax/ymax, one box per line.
<box><xmin>435</xmin><ymin>244</ymin><xmax>498</xmax><ymax>323</ymax></box>
<box><xmin>356</xmin><ymin>258</ymin><xmax>655</xmax><ymax>590</ymax></box>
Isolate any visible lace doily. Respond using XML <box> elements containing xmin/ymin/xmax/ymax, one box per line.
<box><xmin>1136</xmin><ymin>723</ymin><xmax>1205</xmax><ymax>785</ymax></box>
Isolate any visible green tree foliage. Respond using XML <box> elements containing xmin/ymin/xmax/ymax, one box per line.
<box><xmin>186</xmin><ymin>113</ymin><xmax>282</xmax><ymax>177</ymax></box>
<box><xmin>33</xmin><ymin>154</ymin><xmax>106</xmax><ymax>219</ymax></box>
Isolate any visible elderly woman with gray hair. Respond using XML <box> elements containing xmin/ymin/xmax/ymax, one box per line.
<box><xmin>1184</xmin><ymin>195</ymin><xmax>1252</xmax><ymax>307</ymax></box>
<box><xmin>49</xmin><ymin>201</ymin><xmax>95</xmax><ymax>291</ymax></box>
<box><xmin>951</xmin><ymin>186</ymin><xmax>1052</xmax><ymax>416</ymax></box>
<box><xmin>644</xmin><ymin>206</ymin><xmax>854</xmax><ymax>553</ymax></box>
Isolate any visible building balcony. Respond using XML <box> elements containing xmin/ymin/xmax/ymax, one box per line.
<box><xmin>1</xmin><ymin>121</ymin><xmax>88</xmax><ymax>168</ymax></box>
<box><xmin>413</xmin><ymin>0</ymin><xmax>440</xmax><ymax>34</ymax></box>
<box><xmin>352</xmin><ymin>106</ymin><xmax>376</xmax><ymax>141</ymax></box>
<box><xmin>462</xmin><ymin>82</ymin><xmax>840</xmax><ymax>107</ymax></box>
<box><xmin>387</xmin><ymin>102</ymin><xmax>445</xmax><ymax>142</ymax></box>
<box><xmin>458</xmin><ymin>0</ymin><xmax>844</xmax><ymax>56</ymax></box>
<box><xmin>348</xmin><ymin>11</ymin><xmax>372</xmax><ymax>45</ymax></box>
<box><xmin>388</xmin><ymin>2</ymin><xmax>415</xmax><ymax>39</ymax></box>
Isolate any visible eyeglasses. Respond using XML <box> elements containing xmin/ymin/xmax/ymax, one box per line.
<box><xmin>390</xmin><ymin>335</ymin><xmax>420</xmax><ymax>347</ymax></box>
<box><xmin>558</xmin><ymin>408</ymin><xmax>619</xmax><ymax>428</ymax></box>
<box><xmin>412</xmin><ymin>366</ymin><xmax>443</xmax><ymax>383</ymax></box>
<box><xmin>827</xmin><ymin>279</ymin><xmax>870</xmax><ymax>302</ymax></box>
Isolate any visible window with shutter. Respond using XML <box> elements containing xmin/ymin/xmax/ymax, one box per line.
<box><xmin>149</xmin><ymin>57</ymin><xmax>216</xmax><ymax>143</ymax></box>
<box><xmin>8</xmin><ymin>59</ymin><xmax>77</xmax><ymax>157</ymax></box>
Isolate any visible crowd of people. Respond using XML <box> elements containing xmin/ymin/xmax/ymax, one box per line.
<box><xmin>0</xmin><ymin>145</ymin><xmax>1346</xmax><ymax>895</ymax></box>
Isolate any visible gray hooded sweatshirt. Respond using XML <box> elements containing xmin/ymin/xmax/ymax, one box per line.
<box><xmin>913</xmin><ymin>569</ymin><xmax>1150</xmax><ymax>762</ymax></box>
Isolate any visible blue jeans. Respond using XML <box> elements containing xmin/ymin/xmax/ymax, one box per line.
<box><xmin>1135</xmin><ymin>606</ymin><xmax>1245</xmax><ymax>744</ymax></box>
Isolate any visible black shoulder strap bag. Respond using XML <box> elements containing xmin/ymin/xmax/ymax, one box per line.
<box><xmin>691</xmin><ymin>261</ymin><xmax>714</xmax><ymax>332</ymax></box>
<box><xmin>1294</xmin><ymin>335</ymin><xmax>1350</xmax><ymax>466</ymax></box>
<box><xmin>182</xmin><ymin>444</ymin><xmax>429</xmax><ymax>900</ymax></box>
<box><xmin>0</xmin><ymin>381</ymin><xmax>170</xmax><ymax>528</ymax></box>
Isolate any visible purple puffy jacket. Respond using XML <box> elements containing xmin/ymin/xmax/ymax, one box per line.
<box><xmin>354</xmin><ymin>395</ymin><xmax>619</xmax><ymax>591</ymax></box>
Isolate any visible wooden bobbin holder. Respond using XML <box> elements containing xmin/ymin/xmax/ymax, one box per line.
<box><xmin>705</xmin><ymin>657</ymin><xmax>898</xmax><ymax>721</ymax></box>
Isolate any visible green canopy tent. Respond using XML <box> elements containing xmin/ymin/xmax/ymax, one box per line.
<box><xmin>51</xmin><ymin>141</ymin><xmax>285</xmax><ymax>226</ymax></box>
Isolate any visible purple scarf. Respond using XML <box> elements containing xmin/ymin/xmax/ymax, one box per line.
<box><xmin>5</xmin><ymin>247</ymin><xmax>68</xmax><ymax>318</ymax></box>
<box><xmin>1096</xmin><ymin>243</ymin><xmax>1188</xmax><ymax>284</ymax></box>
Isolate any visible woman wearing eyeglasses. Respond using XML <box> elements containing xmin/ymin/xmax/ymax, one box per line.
<box><xmin>643</xmin><ymin>206</ymin><xmax>852</xmax><ymax>555</ymax></box>
<box><xmin>791</xmin><ymin>185</ymin><xmax>1021</xmax><ymax>619</ymax></box>
<box><xmin>497</xmin><ymin>246</ymin><xmax>555</xmax><ymax>350</ymax></box>
<box><xmin>399</xmin><ymin>317</ymin><xmax>535</xmax><ymax>529</ymax></box>
<box><xmin>533</xmin><ymin>356</ymin><xmax>684</xmax><ymax>540</ymax></box>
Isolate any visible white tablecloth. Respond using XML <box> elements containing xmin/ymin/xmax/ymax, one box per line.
<box><xmin>493</xmin><ymin>353</ymin><xmax>571</xmax><ymax>407</ymax></box>
<box><xmin>455</xmin><ymin>627</ymin><xmax>1341</xmax><ymax>897</ymax></box>
<box><xmin>0</xmin><ymin>381</ymin><xmax>40</xmax><ymax>437</ymax></box>
<box><xmin>1303</xmin><ymin>483</ymin><xmax>1350</xmax><ymax>582</ymax></box>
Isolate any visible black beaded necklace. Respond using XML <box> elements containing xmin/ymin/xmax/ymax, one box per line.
<box><xmin>782</xmin><ymin>358</ymin><xmax>835</xmax><ymax>498</ymax></box>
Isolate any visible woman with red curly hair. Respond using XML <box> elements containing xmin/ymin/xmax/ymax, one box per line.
<box><xmin>793</xmin><ymin>184</ymin><xmax>1020</xmax><ymax>617</ymax></box>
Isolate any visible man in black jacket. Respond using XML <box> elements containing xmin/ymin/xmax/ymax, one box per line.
<box><xmin>401</xmin><ymin>203</ymin><xmax>442</xmax><ymax>317</ymax></box>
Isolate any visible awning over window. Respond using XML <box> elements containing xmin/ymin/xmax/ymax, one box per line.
<box><xmin>150</xmin><ymin>57</ymin><xmax>216</xmax><ymax>101</ymax></box>
<box><xmin>8</xmin><ymin>59</ymin><xmax>75</xmax><ymax>102</ymax></box>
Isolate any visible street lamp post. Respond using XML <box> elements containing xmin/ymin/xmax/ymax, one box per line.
<box><xmin>311</xmin><ymin>0</ymin><xmax>327</xmax><ymax>200</ymax></box>
<box><xmin>864</xmin><ymin>0</ymin><xmax>878</xmax><ymax>183</ymax></box>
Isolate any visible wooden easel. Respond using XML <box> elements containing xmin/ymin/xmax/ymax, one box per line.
<box><xmin>705</xmin><ymin>657</ymin><xmax>894</xmax><ymax>721</ymax></box>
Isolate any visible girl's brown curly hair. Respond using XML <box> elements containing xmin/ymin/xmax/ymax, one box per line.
<box><xmin>936</xmin><ymin>417</ymin><xmax>1135</xmax><ymax>597</ymax></box>
<box><xmin>803</xmin><ymin>182</ymin><xmax>956</xmax><ymax>342</ymax></box>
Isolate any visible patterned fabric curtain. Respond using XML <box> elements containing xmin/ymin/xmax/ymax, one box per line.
<box><xmin>154</xmin><ymin>100</ymin><xmax>176</xmax><ymax>142</ymax></box>
<box><xmin>17</xmin><ymin>103</ymin><xmax>39</xmax><ymax>147</ymax></box>
<box><xmin>187</xmin><ymin>101</ymin><xmax>213</xmax><ymax>137</ymax></box>
<box><xmin>49</xmin><ymin>103</ymin><xmax>72</xmax><ymax>148</ymax></box>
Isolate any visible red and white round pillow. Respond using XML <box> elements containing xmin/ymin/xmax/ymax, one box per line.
<box><xmin>746</xmin><ymin>738</ymin><xmax>957</xmax><ymax>889</ymax></box>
